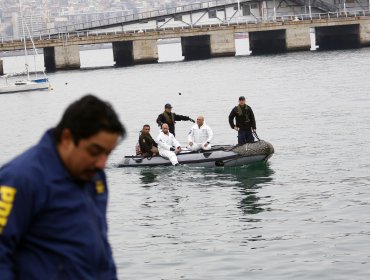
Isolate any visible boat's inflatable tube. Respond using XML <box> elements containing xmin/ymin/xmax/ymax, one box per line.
<box><xmin>232</xmin><ymin>140</ymin><xmax>274</xmax><ymax>157</ymax></box>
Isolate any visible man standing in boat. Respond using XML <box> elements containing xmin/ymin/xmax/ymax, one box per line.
<box><xmin>156</xmin><ymin>103</ymin><xmax>195</xmax><ymax>136</ymax></box>
<box><xmin>157</xmin><ymin>123</ymin><xmax>182</xmax><ymax>166</ymax></box>
<box><xmin>228</xmin><ymin>96</ymin><xmax>256</xmax><ymax>145</ymax></box>
<box><xmin>0</xmin><ymin>95</ymin><xmax>125</xmax><ymax>279</ymax></box>
<box><xmin>187</xmin><ymin>115</ymin><xmax>214</xmax><ymax>151</ymax></box>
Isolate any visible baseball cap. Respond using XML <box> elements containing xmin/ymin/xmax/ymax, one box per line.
<box><xmin>165</xmin><ymin>103</ymin><xmax>172</xmax><ymax>109</ymax></box>
<box><xmin>239</xmin><ymin>96</ymin><xmax>245</xmax><ymax>101</ymax></box>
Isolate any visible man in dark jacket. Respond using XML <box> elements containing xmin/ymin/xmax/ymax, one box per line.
<box><xmin>138</xmin><ymin>124</ymin><xmax>158</xmax><ymax>157</ymax></box>
<box><xmin>228</xmin><ymin>96</ymin><xmax>256</xmax><ymax>145</ymax></box>
<box><xmin>0</xmin><ymin>95</ymin><xmax>126</xmax><ymax>280</ymax></box>
<box><xmin>156</xmin><ymin>103</ymin><xmax>194</xmax><ymax>136</ymax></box>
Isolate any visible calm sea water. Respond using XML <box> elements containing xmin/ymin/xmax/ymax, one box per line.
<box><xmin>1</xmin><ymin>43</ymin><xmax>370</xmax><ymax>279</ymax></box>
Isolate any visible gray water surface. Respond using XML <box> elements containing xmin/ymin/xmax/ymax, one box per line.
<box><xmin>1</xmin><ymin>47</ymin><xmax>370</xmax><ymax>279</ymax></box>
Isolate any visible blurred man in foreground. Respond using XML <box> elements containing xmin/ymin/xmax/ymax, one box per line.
<box><xmin>0</xmin><ymin>94</ymin><xmax>126</xmax><ymax>280</ymax></box>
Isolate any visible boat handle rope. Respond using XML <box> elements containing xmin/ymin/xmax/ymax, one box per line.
<box><xmin>253</xmin><ymin>131</ymin><xmax>261</xmax><ymax>141</ymax></box>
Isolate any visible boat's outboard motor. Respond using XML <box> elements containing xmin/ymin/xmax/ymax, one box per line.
<box><xmin>215</xmin><ymin>161</ymin><xmax>224</xmax><ymax>167</ymax></box>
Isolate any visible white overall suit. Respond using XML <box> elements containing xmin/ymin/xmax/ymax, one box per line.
<box><xmin>157</xmin><ymin>131</ymin><xmax>181</xmax><ymax>165</ymax></box>
<box><xmin>187</xmin><ymin>123</ymin><xmax>213</xmax><ymax>151</ymax></box>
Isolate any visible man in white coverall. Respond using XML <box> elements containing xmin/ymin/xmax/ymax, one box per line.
<box><xmin>157</xmin><ymin>123</ymin><xmax>182</xmax><ymax>166</ymax></box>
<box><xmin>187</xmin><ymin>115</ymin><xmax>214</xmax><ymax>151</ymax></box>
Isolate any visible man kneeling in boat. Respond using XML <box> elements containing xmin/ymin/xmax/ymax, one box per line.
<box><xmin>187</xmin><ymin>115</ymin><xmax>213</xmax><ymax>151</ymax></box>
<box><xmin>157</xmin><ymin>123</ymin><xmax>182</xmax><ymax>166</ymax></box>
<box><xmin>138</xmin><ymin>124</ymin><xmax>158</xmax><ymax>157</ymax></box>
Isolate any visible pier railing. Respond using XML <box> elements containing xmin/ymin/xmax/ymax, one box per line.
<box><xmin>1</xmin><ymin>9</ymin><xmax>370</xmax><ymax>44</ymax></box>
<box><xmin>42</xmin><ymin>0</ymin><xmax>248</xmax><ymax>35</ymax></box>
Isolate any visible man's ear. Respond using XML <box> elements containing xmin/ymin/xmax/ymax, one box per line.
<box><xmin>56</xmin><ymin>129</ymin><xmax>75</xmax><ymax>160</ymax></box>
<box><xmin>60</xmin><ymin>129</ymin><xmax>73</xmax><ymax>145</ymax></box>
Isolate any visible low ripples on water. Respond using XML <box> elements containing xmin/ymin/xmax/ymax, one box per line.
<box><xmin>108</xmin><ymin>164</ymin><xmax>276</xmax><ymax>279</ymax></box>
<box><xmin>1</xmin><ymin>47</ymin><xmax>370</xmax><ymax>279</ymax></box>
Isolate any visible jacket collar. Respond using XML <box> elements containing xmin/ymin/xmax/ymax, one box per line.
<box><xmin>37</xmin><ymin>129</ymin><xmax>72</xmax><ymax>181</ymax></box>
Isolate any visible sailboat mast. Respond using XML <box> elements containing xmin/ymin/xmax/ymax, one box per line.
<box><xmin>19</xmin><ymin>0</ymin><xmax>29</xmax><ymax>80</ymax></box>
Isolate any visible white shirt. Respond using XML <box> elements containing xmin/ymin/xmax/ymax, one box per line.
<box><xmin>187</xmin><ymin>123</ymin><xmax>213</xmax><ymax>144</ymax></box>
<box><xmin>157</xmin><ymin>131</ymin><xmax>181</xmax><ymax>151</ymax></box>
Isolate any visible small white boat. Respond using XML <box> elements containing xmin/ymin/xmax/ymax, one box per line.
<box><xmin>0</xmin><ymin>0</ymin><xmax>51</xmax><ymax>95</ymax></box>
<box><xmin>118</xmin><ymin>140</ymin><xmax>274</xmax><ymax>168</ymax></box>
<box><xmin>0</xmin><ymin>76</ymin><xmax>50</xmax><ymax>94</ymax></box>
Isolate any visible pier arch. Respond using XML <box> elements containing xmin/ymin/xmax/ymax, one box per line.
<box><xmin>249</xmin><ymin>30</ymin><xmax>287</xmax><ymax>55</ymax></box>
<box><xmin>315</xmin><ymin>24</ymin><xmax>360</xmax><ymax>50</ymax></box>
<box><xmin>181</xmin><ymin>35</ymin><xmax>211</xmax><ymax>60</ymax></box>
<box><xmin>113</xmin><ymin>41</ymin><xmax>134</xmax><ymax>66</ymax></box>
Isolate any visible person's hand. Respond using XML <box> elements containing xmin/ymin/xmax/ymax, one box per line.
<box><xmin>204</xmin><ymin>142</ymin><xmax>209</xmax><ymax>147</ymax></box>
<box><xmin>190</xmin><ymin>118</ymin><xmax>195</xmax><ymax>123</ymax></box>
<box><xmin>176</xmin><ymin>147</ymin><xmax>182</xmax><ymax>153</ymax></box>
<box><xmin>188</xmin><ymin>141</ymin><xmax>193</xmax><ymax>147</ymax></box>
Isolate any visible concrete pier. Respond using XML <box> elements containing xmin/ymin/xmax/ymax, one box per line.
<box><xmin>133</xmin><ymin>39</ymin><xmax>158</xmax><ymax>64</ymax></box>
<box><xmin>359</xmin><ymin>19</ymin><xmax>370</xmax><ymax>46</ymax></box>
<box><xmin>1</xmin><ymin>14</ymin><xmax>370</xmax><ymax>71</ymax></box>
<box><xmin>286</xmin><ymin>26</ymin><xmax>311</xmax><ymax>51</ymax></box>
<box><xmin>55</xmin><ymin>45</ymin><xmax>81</xmax><ymax>70</ymax></box>
<box><xmin>210</xmin><ymin>30</ymin><xmax>235</xmax><ymax>57</ymax></box>
<box><xmin>44</xmin><ymin>45</ymin><xmax>81</xmax><ymax>71</ymax></box>
<box><xmin>0</xmin><ymin>59</ymin><xmax>3</xmax><ymax>76</ymax></box>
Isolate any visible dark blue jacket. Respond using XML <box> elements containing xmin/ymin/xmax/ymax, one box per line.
<box><xmin>0</xmin><ymin>130</ymin><xmax>117</xmax><ymax>280</ymax></box>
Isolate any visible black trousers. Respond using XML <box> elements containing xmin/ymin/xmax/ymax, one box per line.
<box><xmin>237</xmin><ymin>129</ymin><xmax>254</xmax><ymax>145</ymax></box>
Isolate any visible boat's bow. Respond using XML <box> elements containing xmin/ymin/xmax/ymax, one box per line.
<box><xmin>232</xmin><ymin>140</ymin><xmax>274</xmax><ymax>159</ymax></box>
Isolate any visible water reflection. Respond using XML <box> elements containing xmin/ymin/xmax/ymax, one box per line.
<box><xmin>215</xmin><ymin>162</ymin><xmax>275</xmax><ymax>215</ymax></box>
<box><xmin>138</xmin><ymin>167</ymin><xmax>180</xmax><ymax>187</ymax></box>
<box><xmin>138</xmin><ymin>162</ymin><xmax>275</xmax><ymax>215</ymax></box>
<box><xmin>139</xmin><ymin>168</ymin><xmax>158</xmax><ymax>186</ymax></box>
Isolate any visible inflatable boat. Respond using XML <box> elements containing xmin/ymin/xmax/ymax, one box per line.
<box><xmin>118</xmin><ymin>140</ymin><xmax>274</xmax><ymax>168</ymax></box>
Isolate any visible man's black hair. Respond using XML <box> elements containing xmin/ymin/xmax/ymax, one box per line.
<box><xmin>54</xmin><ymin>94</ymin><xmax>126</xmax><ymax>144</ymax></box>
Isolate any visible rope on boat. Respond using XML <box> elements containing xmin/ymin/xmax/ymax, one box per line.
<box><xmin>253</xmin><ymin>131</ymin><xmax>261</xmax><ymax>141</ymax></box>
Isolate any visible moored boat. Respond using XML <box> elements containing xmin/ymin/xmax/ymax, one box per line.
<box><xmin>0</xmin><ymin>0</ymin><xmax>51</xmax><ymax>95</ymax></box>
<box><xmin>0</xmin><ymin>77</ymin><xmax>50</xmax><ymax>94</ymax></box>
<box><xmin>118</xmin><ymin>140</ymin><xmax>274</xmax><ymax>168</ymax></box>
